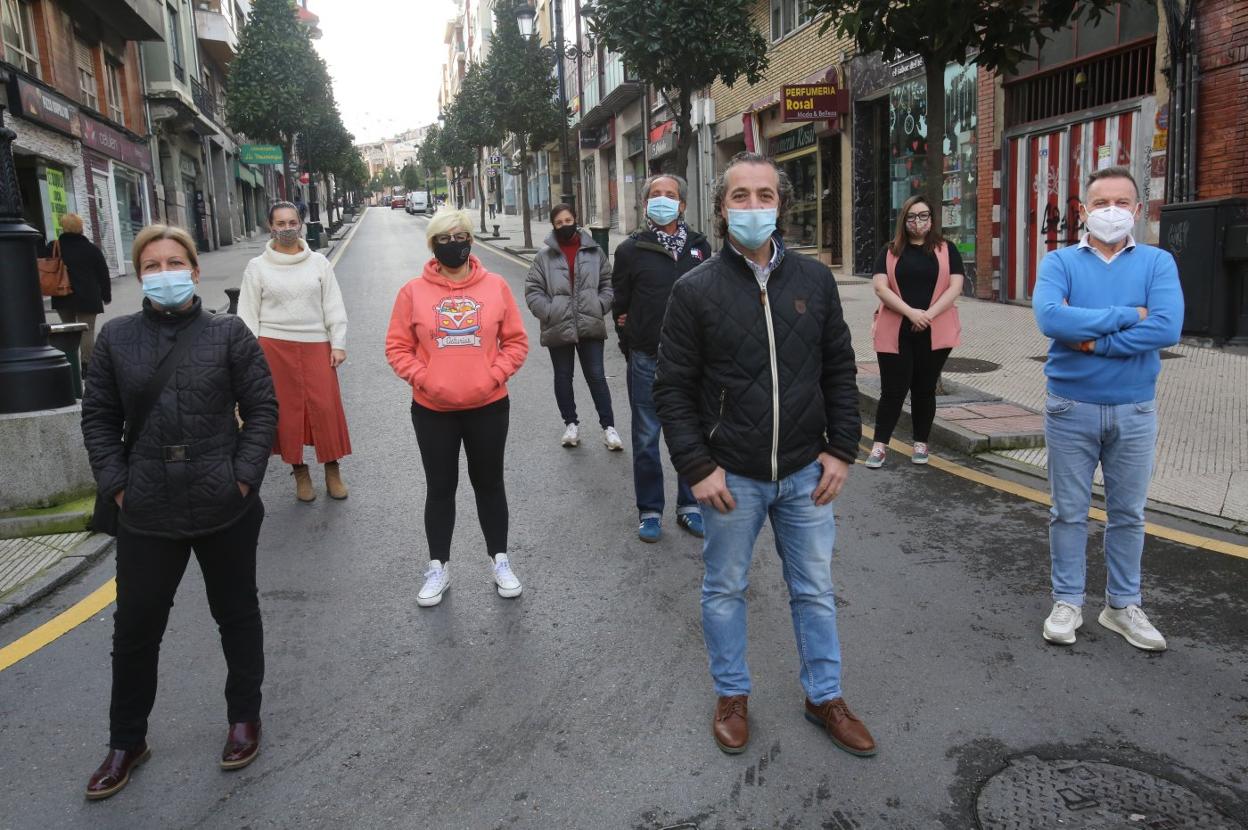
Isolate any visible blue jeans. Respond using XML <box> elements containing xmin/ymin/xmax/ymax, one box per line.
<box><xmin>549</xmin><ymin>339</ymin><xmax>614</xmax><ymax>428</ymax></box>
<box><xmin>1044</xmin><ymin>393</ymin><xmax>1157</xmax><ymax>608</ymax></box>
<box><xmin>701</xmin><ymin>461</ymin><xmax>842</xmax><ymax>703</ymax></box>
<box><xmin>627</xmin><ymin>351</ymin><xmax>697</xmax><ymax>520</ymax></box>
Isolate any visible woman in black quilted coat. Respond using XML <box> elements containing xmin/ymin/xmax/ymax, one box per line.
<box><xmin>80</xmin><ymin>225</ymin><xmax>278</xmax><ymax>800</ymax></box>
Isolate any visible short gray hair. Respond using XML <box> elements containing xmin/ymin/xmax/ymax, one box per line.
<box><xmin>711</xmin><ymin>152</ymin><xmax>793</xmax><ymax>241</ymax></box>
<box><xmin>642</xmin><ymin>173</ymin><xmax>688</xmax><ymax>204</ymax></box>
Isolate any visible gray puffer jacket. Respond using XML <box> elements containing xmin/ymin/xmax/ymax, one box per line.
<box><xmin>524</xmin><ymin>228</ymin><xmax>613</xmax><ymax>347</ymax></box>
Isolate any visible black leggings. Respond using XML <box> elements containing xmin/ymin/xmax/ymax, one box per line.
<box><xmin>110</xmin><ymin>498</ymin><xmax>265</xmax><ymax>750</ymax></box>
<box><xmin>411</xmin><ymin>397</ymin><xmax>510</xmax><ymax>562</ymax></box>
<box><xmin>874</xmin><ymin>328</ymin><xmax>951</xmax><ymax>445</ymax></box>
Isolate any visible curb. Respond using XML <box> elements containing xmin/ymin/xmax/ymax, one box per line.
<box><xmin>0</xmin><ymin>533</ymin><xmax>114</xmax><ymax>624</ymax></box>
<box><xmin>0</xmin><ymin>508</ymin><xmax>92</xmax><ymax>540</ymax></box>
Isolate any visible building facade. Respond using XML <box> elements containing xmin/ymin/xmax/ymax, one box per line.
<box><xmin>1</xmin><ymin>0</ymin><xmax>162</xmax><ymax>275</ymax></box>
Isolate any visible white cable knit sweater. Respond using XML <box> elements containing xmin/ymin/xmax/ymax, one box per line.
<box><xmin>238</xmin><ymin>239</ymin><xmax>348</xmax><ymax>349</ymax></box>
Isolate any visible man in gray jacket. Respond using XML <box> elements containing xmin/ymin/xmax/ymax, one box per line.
<box><xmin>524</xmin><ymin>203</ymin><xmax>622</xmax><ymax>451</ymax></box>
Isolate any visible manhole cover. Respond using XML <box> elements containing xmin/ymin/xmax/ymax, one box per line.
<box><xmin>976</xmin><ymin>756</ymin><xmax>1239</xmax><ymax>829</ymax></box>
<box><xmin>943</xmin><ymin>357</ymin><xmax>1001</xmax><ymax>374</ymax></box>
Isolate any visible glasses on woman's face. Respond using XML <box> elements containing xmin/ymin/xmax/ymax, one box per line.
<box><xmin>434</xmin><ymin>232</ymin><xmax>471</xmax><ymax>244</ymax></box>
<box><xmin>905</xmin><ymin>211</ymin><xmax>932</xmax><ymax>224</ymax></box>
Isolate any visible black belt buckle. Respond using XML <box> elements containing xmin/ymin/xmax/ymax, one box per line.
<box><xmin>162</xmin><ymin>444</ymin><xmax>189</xmax><ymax>463</ymax></box>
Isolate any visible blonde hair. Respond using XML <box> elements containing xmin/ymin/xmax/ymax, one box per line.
<box><xmin>131</xmin><ymin>224</ymin><xmax>200</xmax><ymax>276</ymax></box>
<box><xmin>60</xmin><ymin>213</ymin><xmax>84</xmax><ymax>234</ymax></box>
<box><xmin>425</xmin><ymin>208</ymin><xmax>474</xmax><ymax>250</ymax></box>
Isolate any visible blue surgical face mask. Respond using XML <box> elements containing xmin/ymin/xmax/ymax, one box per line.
<box><xmin>646</xmin><ymin>196</ymin><xmax>680</xmax><ymax>226</ymax></box>
<box><xmin>142</xmin><ymin>269</ymin><xmax>196</xmax><ymax>308</ymax></box>
<box><xmin>726</xmin><ymin>208</ymin><xmax>778</xmax><ymax>250</ymax></box>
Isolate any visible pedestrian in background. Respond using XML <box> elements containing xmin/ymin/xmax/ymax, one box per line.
<box><xmin>80</xmin><ymin>224</ymin><xmax>277</xmax><ymax>800</ymax></box>
<box><xmin>1033</xmin><ymin>166</ymin><xmax>1183</xmax><ymax>651</ymax></box>
<box><xmin>613</xmin><ymin>174</ymin><xmax>710</xmax><ymax>543</ymax></box>
<box><xmin>46</xmin><ymin>213</ymin><xmax>111</xmax><ymax>373</ymax></box>
<box><xmin>525</xmin><ymin>203</ymin><xmax>622</xmax><ymax>451</ymax></box>
<box><xmin>655</xmin><ymin>152</ymin><xmax>873</xmax><ymax>759</ymax></box>
<box><xmin>238</xmin><ymin>200</ymin><xmax>352</xmax><ymax>503</ymax></box>
<box><xmin>385</xmin><ymin>208</ymin><xmax>529</xmax><ymax>608</ymax></box>
<box><xmin>865</xmin><ymin>195</ymin><xmax>963</xmax><ymax>468</ymax></box>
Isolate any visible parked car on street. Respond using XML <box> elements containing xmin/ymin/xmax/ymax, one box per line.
<box><xmin>405</xmin><ymin>191</ymin><xmax>432</xmax><ymax>215</ymax></box>
<box><xmin>391</xmin><ymin>196</ymin><xmax>405</xmax><ymax>210</ymax></box>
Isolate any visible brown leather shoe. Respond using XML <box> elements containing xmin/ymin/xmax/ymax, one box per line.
<box><xmin>804</xmin><ymin>698</ymin><xmax>877</xmax><ymax>757</ymax></box>
<box><xmin>324</xmin><ymin>461</ymin><xmax>348</xmax><ymax>500</ymax></box>
<box><xmin>85</xmin><ymin>745</ymin><xmax>150</xmax><ymax>800</ymax></box>
<box><xmin>292</xmin><ymin>465</ymin><xmax>315</xmax><ymax>502</ymax></box>
<box><xmin>220</xmin><ymin>721</ymin><xmax>261</xmax><ymax>770</ymax></box>
<box><xmin>712</xmin><ymin>695</ymin><xmax>749</xmax><ymax>754</ymax></box>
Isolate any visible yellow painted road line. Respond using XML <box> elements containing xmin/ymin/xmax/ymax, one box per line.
<box><xmin>0</xmin><ymin>578</ymin><xmax>116</xmax><ymax>672</ymax></box>
<box><xmin>862</xmin><ymin>426</ymin><xmax>1248</xmax><ymax>560</ymax></box>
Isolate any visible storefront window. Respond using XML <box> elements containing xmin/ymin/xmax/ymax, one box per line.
<box><xmin>779</xmin><ymin>152</ymin><xmax>818</xmax><ymax>248</ymax></box>
<box><xmin>887</xmin><ymin>62</ymin><xmax>977</xmax><ymax>268</ymax></box>
<box><xmin>114</xmin><ymin>168</ymin><xmax>145</xmax><ymax>262</ymax></box>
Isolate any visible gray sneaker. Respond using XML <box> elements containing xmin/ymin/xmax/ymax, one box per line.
<box><xmin>1098</xmin><ymin>604</ymin><xmax>1167</xmax><ymax>651</ymax></box>
<box><xmin>864</xmin><ymin>446</ymin><xmax>886</xmax><ymax>469</ymax></box>
<box><xmin>1042</xmin><ymin>600</ymin><xmax>1083</xmax><ymax>645</ymax></box>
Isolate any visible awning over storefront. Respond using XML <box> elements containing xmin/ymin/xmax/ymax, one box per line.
<box><xmin>234</xmin><ymin>160</ymin><xmax>260</xmax><ymax>187</ymax></box>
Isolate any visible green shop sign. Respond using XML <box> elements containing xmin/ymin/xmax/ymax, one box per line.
<box><xmin>239</xmin><ymin>144</ymin><xmax>284</xmax><ymax>164</ymax></box>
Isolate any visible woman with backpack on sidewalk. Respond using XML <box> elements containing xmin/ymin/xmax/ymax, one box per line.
<box><xmin>385</xmin><ymin>208</ymin><xmax>529</xmax><ymax>608</ymax></box>
<box><xmin>866</xmin><ymin>195</ymin><xmax>963</xmax><ymax>468</ymax></box>
<box><xmin>45</xmin><ymin>213</ymin><xmax>111</xmax><ymax>373</ymax></box>
<box><xmin>524</xmin><ymin>203</ymin><xmax>622</xmax><ymax>451</ymax></box>
<box><xmin>81</xmin><ymin>224</ymin><xmax>278</xmax><ymax>800</ymax></box>
<box><xmin>238</xmin><ymin>200</ymin><xmax>353</xmax><ymax>502</ymax></box>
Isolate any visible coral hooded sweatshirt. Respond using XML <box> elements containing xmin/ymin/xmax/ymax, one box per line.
<box><xmin>386</xmin><ymin>255</ymin><xmax>529</xmax><ymax>412</ymax></box>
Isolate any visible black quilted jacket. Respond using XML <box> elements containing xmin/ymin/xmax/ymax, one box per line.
<box><xmin>82</xmin><ymin>298</ymin><xmax>277</xmax><ymax>539</ymax></box>
<box><xmin>611</xmin><ymin>227</ymin><xmax>712</xmax><ymax>357</ymax></box>
<box><xmin>654</xmin><ymin>240</ymin><xmax>860</xmax><ymax>485</ymax></box>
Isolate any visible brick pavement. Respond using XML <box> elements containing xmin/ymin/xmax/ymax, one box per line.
<box><xmin>837</xmin><ymin>277</ymin><xmax>1248</xmax><ymax>526</ymax></box>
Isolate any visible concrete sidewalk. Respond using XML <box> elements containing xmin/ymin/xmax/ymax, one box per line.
<box><xmin>836</xmin><ymin>276</ymin><xmax>1248</xmax><ymax>532</ymax></box>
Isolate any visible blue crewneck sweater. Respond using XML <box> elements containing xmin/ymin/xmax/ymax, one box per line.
<box><xmin>1032</xmin><ymin>241</ymin><xmax>1183</xmax><ymax>404</ymax></box>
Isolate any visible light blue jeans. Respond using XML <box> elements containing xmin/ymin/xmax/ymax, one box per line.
<box><xmin>700</xmin><ymin>461</ymin><xmax>842</xmax><ymax>703</ymax></box>
<box><xmin>1044</xmin><ymin>393</ymin><xmax>1157</xmax><ymax>608</ymax></box>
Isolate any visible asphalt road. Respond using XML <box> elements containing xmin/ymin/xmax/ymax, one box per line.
<box><xmin>2</xmin><ymin>207</ymin><xmax>1246</xmax><ymax>829</ymax></box>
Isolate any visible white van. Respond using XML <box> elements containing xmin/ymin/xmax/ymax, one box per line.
<box><xmin>406</xmin><ymin>191</ymin><xmax>431</xmax><ymax>215</ymax></box>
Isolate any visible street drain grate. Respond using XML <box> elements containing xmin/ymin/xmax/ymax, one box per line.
<box><xmin>943</xmin><ymin>357</ymin><xmax>1002</xmax><ymax>374</ymax></box>
<box><xmin>975</xmin><ymin>756</ymin><xmax>1239</xmax><ymax>829</ymax></box>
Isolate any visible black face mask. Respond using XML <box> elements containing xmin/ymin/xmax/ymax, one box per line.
<box><xmin>554</xmin><ymin>224</ymin><xmax>578</xmax><ymax>243</ymax></box>
<box><xmin>433</xmin><ymin>239</ymin><xmax>472</xmax><ymax>268</ymax></box>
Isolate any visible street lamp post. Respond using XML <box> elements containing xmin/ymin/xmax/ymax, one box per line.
<box><xmin>0</xmin><ymin>106</ymin><xmax>73</xmax><ymax>414</ymax></box>
<box><xmin>515</xmin><ymin>0</ymin><xmax>593</xmax><ymax>217</ymax></box>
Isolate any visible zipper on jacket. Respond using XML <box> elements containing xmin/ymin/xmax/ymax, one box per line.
<box><xmin>760</xmin><ymin>287</ymin><xmax>780</xmax><ymax>481</ymax></box>
<box><xmin>708</xmin><ymin>388</ymin><xmax>726</xmax><ymax>442</ymax></box>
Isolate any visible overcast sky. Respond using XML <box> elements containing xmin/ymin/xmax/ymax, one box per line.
<box><xmin>311</xmin><ymin>0</ymin><xmax>457</xmax><ymax>144</ymax></box>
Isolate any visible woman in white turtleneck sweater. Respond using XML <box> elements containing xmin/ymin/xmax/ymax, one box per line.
<box><xmin>238</xmin><ymin>201</ymin><xmax>352</xmax><ymax>502</ymax></box>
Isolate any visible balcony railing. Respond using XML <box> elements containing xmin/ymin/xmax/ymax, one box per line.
<box><xmin>191</xmin><ymin>77</ymin><xmax>214</xmax><ymax>117</ymax></box>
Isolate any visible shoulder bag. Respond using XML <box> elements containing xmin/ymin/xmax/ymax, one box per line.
<box><xmin>38</xmin><ymin>240</ymin><xmax>72</xmax><ymax>297</ymax></box>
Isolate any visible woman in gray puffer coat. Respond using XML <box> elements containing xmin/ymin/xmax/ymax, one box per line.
<box><xmin>525</xmin><ymin>203</ymin><xmax>622</xmax><ymax>451</ymax></box>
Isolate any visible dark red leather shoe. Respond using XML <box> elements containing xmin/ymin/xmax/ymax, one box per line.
<box><xmin>221</xmin><ymin>721</ymin><xmax>261</xmax><ymax>770</ymax></box>
<box><xmin>85</xmin><ymin>745</ymin><xmax>150</xmax><ymax>800</ymax></box>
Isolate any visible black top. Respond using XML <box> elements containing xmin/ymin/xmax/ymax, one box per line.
<box><xmin>611</xmin><ymin>227</ymin><xmax>711</xmax><ymax>357</ymax></box>
<box><xmin>873</xmin><ymin>242</ymin><xmax>964</xmax><ymax>311</ymax></box>
<box><xmin>46</xmin><ymin>232</ymin><xmax>112</xmax><ymax>314</ymax></box>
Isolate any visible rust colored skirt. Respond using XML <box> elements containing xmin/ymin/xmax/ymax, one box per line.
<box><xmin>258</xmin><ymin>337</ymin><xmax>352</xmax><ymax>465</ymax></box>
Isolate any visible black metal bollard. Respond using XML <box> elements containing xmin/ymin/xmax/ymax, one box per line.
<box><xmin>225</xmin><ymin>287</ymin><xmax>240</xmax><ymax>315</ymax></box>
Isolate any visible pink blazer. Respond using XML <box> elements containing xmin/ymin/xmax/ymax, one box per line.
<box><xmin>872</xmin><ymin>243</ymin><xmax>963</xmax><ymax>354</ymax></box>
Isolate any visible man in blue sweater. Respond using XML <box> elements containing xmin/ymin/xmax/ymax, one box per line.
<box><xmin>1032</xmin><ymin>166</ymin><xmax>1183</xmax><ymax>652</ymax></box>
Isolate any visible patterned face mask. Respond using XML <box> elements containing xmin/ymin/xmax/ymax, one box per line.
<box><xmin>273</xmin><ymin>227</ymin><xmax>301</xmax><ymax>246</ymax></box>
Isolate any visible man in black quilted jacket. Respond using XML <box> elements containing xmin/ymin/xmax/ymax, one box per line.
<box><xmin>654</xmin><ymin>153</ymin><xmax>874</xmax><ymax>759</ymax></box>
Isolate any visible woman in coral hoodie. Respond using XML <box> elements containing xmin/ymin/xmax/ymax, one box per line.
<box><xmin>386</xmin><ymin>209</ymin><xmax>529</xmax><ymax>608</ymax></box>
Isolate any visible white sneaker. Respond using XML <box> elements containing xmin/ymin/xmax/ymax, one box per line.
<box><xmin>604</xmin><ymin>426</ymin><xmax>623</xmax><ymax>451</ymax></box>
<box><xmin>492</xmin><ymin>553</ymin><xmax>522</xmax><ymax>598</ymax></box>
<box><xmin>560</xmin><ymin>423</ymin><xmax>579</xmax><ymax>447</ymax></box>
<box><xmin>417</xmin><ymin>561</ymin><xmax>449</xmax><ymax>607</ymax></box>
<box><xmin>864</xmin><ymin>444</ymin><xmax>886</xmax><ymax>469</ymax></box>
<box><xmin>1042</xmin><ymin>600</ymin><xmax>1083</xmax><ymax>644</ymax></box>
<box><xmin>1098</xmin><ymin>604</ymin><xmax>1167</xmax><ymax>651</ymax></box>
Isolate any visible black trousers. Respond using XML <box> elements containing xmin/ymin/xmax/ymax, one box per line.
<box><xmin>411</xmin><ymin>397</ymin><xmax>510</xmax><ymax>562</ymax></box>
<box><xmin>549</xmin><ymin>339</ymin><xmax>615</xmax><ymax>428</ymax></box>
<box><xmin>874</xmin><ymin>327</ymin><xmax>952</xmax><ymax>446</ymax></box>
<box><xmin>110</xmin><ymin>498</ymin><xmax>265</xmax><ymax>750</ymax></box>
